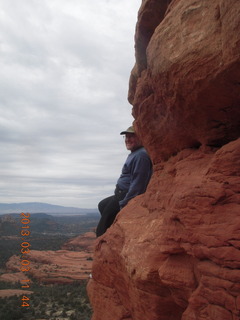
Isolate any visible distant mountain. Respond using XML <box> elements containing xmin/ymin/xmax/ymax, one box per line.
<box><xmin>0</xmin><ymin>212</ymin><xmax>99</xmax><ymax>235</ymax></box>
<box><xmin>0</xmin><ymin>202</ymin><xmax>98</xmax><ymax>215</ymax></box>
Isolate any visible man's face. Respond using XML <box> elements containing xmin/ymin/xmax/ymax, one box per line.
<box><xmin>124</xmin><ymin>133</ymin><xmax>142</xmax><ymax>151</ymax></box>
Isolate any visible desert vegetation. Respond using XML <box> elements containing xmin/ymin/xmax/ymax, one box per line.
<box><xmin>0</xmin><ymin>280</ymin><xmax>91</xmax><ymax>320</ymax></box>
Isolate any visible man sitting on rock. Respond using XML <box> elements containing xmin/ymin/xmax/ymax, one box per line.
<box><xmin>96</xmin><ymin>125</ymin><xmax>152</xmax><ymax>237</ymax></box>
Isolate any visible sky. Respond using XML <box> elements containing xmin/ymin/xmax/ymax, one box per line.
<box><xmin>0</xmin><ymin>0</ymin><xmax>141</xmax><ymax>209</ymax></box>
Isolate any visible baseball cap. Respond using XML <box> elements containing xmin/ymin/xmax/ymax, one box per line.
<box><xmin>120</xmin><ymin>126</ymin><xmax>135</xmax><ymax>135</ymax></box>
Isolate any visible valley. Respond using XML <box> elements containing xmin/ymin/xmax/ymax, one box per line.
<box><xmin>0</xmin><ymin>212</ymin><xmax>99</xmax><ymax>320</ymax></box>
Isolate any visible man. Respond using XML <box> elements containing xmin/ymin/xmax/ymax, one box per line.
<box><xmin>96</xmin><ymin>125</ymin><xmax>152</xmax><ymax>237</ymax></box>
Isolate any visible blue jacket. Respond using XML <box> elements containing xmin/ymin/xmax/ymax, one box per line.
<box><xmin>116</xmin><ymin>147</ymin><xmax>152</xmax><ymax>207</ymax></box>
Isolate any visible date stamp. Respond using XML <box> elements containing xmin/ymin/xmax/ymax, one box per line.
<box><xmin>20</xmin><ymin>212</ymin><xmax>31</xmax><ymax>307</ymax></box>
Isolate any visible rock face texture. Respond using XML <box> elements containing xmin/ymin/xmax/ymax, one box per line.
<box><xmin>88</xmin><ymin>1</ymin><xmax>240</xmax><ymax>320</ymax></box>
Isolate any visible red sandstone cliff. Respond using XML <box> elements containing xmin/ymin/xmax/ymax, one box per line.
<box><xmin>88</xmin><ymin>1</ymin><xmax>240</xmax><ymax>319</ymax></box>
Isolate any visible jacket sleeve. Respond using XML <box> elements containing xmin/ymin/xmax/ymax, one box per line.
<box><xmin>119</xmin><ymin>154</ymin><xmax>152</xmax><ymax>208</ymax></box>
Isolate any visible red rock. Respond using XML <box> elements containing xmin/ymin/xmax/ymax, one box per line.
<box><xmin>0</xmin><ymin>289</ymin><xmax>33</xmax><ymax>298</ymax></box>
<box><xmin>130</xmin><ymin>0</ymin><xmax>240</xmax><ymax>163</ymax></box>
<box><xmin>5</xmin><ymin>232</ymin><xmax>96</xmax><ymax>284</ymax></box>
<box><xmin>6</xmin><ymin>250</ymin><xmax>93</xmax><ymax>284</ymax></box>
<box><xmin>89</xmin><ymin>140</ymin><xmax>240</xmax><ymax>320</ymax></box>
<box><xmin>0</xmin><ymin>272</ymin><xmax>31</xmax><ymax>284</ymax></box>
<box><xmin>62</xmin><ymin>231</ymin><xmax>96</xmax><ymax>252</ymax></box>
<box><xmin>88</xmin><ymin>0</ymin><xmax>240</xmax><ymax>319</ymax></box>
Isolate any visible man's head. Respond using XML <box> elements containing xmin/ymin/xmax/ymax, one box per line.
<box><xmin>120</xmin><ymin>126</ymin><xmax>142</xmax><ymax>152</ymax></box>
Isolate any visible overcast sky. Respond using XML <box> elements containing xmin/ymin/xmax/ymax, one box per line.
<box><xmin>0</xmin><ymin>0</ymin><xmax>141</xmax><ymax>208</ymax></box>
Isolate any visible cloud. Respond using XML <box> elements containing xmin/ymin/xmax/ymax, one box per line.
<box><xmin>0</xmin><ymin>0</ymin><xmax>140</xmax><ymax>208</ymax></box>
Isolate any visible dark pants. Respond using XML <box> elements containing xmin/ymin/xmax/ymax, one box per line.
<box><xmin>96</xmin><ymin>186</ymin><xmax>127</xmax><ymax>237</ymax></box>
<box><xmin>96</xmin><ymin>195</ymin><xmax>120</xmax><ymax>237</ymax></box>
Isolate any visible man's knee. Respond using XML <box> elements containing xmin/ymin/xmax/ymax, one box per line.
<box><xmin>98</xmin><ymin>199</ymin><xmax>105</xmax><ymax>214</ymax></box>
<box><xmin>98</xmin><ymin>195</ymin><xmax>115</xmax><ymax>214</ymax></box>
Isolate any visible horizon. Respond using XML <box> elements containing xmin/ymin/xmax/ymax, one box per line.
<box><xmin>0</xmin><ymin>201</ymin><xmax>98</xmax><ymax>215</ymax></box>
<box><xmin>0</xmin><ymin>201</ymin><xmax>97</xmax><ymax>209</ymax></box>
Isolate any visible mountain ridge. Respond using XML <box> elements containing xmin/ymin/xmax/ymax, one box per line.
<box><xmin>0</xmin><ymin>202</ymin><xmax>97</xmax><ymax>215</ymax></box>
